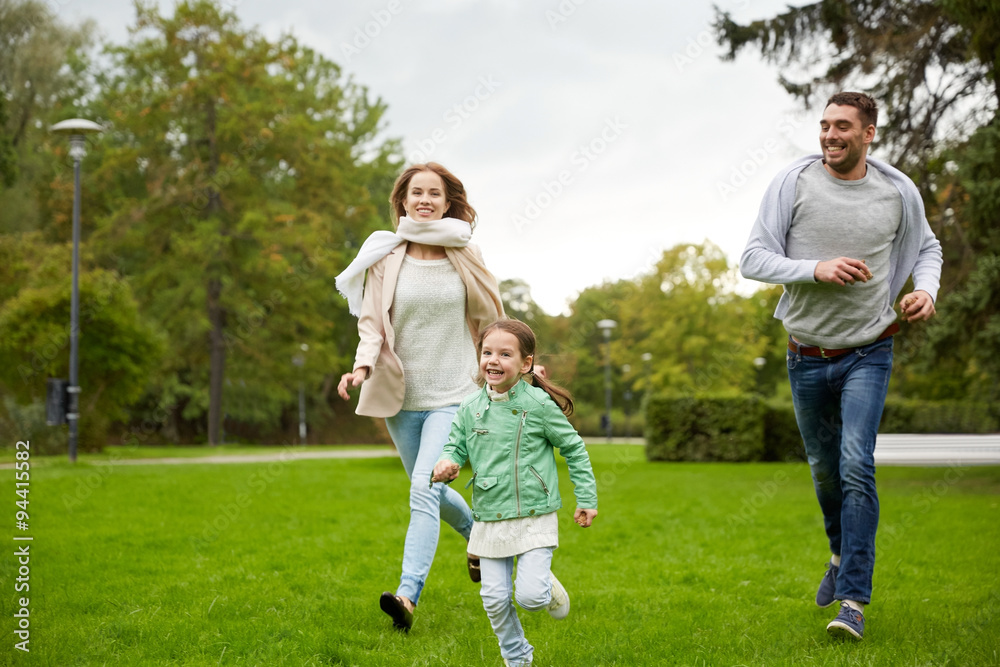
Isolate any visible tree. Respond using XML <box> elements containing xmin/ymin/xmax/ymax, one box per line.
<box><xmin>78</xmin><ymin>1</ymin><xmax>399</xmax><ymax>444</ymax></box>
<box><xmin>557</xmin><ymin>243</ymin><xmax>777</xmax><ymax>409</ymax></box>
<box><xmin>0</xmin><ymin>241</ymin><xmax>164</xmax><ymax>452</ymax></box>
<box><xmin>713</xmin><ymin>0</ymin><xmax>998</xmax><ymax>182</ymax></box>
<box><xmin>0</xmin><ymin>0</ymin><xmax>95</xmax><ymax>231</ymax></box>
<box><xmin>911</xmin><ymin>120</ymin><xmax>1000</xmax><ymax>402</ymax></box>
<box><xmin>714</xmin><ymin>0</ymin><xmax>1000</xmax><ymax>403</ymax></box>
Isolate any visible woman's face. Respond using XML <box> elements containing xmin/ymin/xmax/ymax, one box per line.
<box><xmin>403</xmin><ymin>170</ymin><xmax>450</xmax><ymax>221</ymax></box>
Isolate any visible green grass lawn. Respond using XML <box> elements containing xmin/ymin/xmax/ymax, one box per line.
<box><xmin>2</xmin><ymin>445</ymin><xmax>998</xmax><ymax>666</ymax></box>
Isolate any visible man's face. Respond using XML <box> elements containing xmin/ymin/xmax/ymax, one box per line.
<box><xmin>819</xmin><ymin>104</ymin><xmax>875</xmax><ymax>177</ymax></box>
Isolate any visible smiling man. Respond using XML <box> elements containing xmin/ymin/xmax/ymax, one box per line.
<box><xmin>739</xmin><ymin>92</ymin><xmax>943</xmax><ymax>640</ymax></box>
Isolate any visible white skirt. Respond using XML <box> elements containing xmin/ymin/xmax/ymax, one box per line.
<box><xmin>468</xmin><ymin>511</ymin><xmax>559</xmax><ymax>559</ymax></box>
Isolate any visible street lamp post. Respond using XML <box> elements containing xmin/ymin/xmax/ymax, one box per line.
<box><xmin>596</xmin><ymin>319</ymin><xmax>617</xmax><ymax>442</ymax></box>
<box><xmin>292</xmin><ymin>343</ymin><xmax>309</xmax><ymax>445</ymax></box>
<box><xmin>622</xmin><ymin>364</ymin><xmax>632</xmax><ymax>440</ymax></box>
<box><xmin>641</xmin><ymin>352</ymin><xmax>653</xmax><ymax>399</ymax></box>
<box><xmin>50</xmin><ymin>119</ymin><xmax>103</xmax><ymax>463</ymax></box>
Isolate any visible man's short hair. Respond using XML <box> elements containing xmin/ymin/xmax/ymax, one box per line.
<box><xmin>827</xmin><ymin>92</ymin><xmax>878</xmax><ymax>129</ymax></box>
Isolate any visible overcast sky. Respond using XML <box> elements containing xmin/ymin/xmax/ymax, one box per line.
<box><xmin>66</xmin><ymin>0</ymin><xmax>821</xmax><ymax>315</ymax></box>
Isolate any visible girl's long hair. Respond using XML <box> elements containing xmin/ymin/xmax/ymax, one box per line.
<box><xmin>477</xmin><ymin>319</ymin><xmax>575</xmax><ymax>416</ymax></box>
<box><xmin>389</xmin><ymin>162</ymin><xmax>478</xmax><ymax>230</ymax></box>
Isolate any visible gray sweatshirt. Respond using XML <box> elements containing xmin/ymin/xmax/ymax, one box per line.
<box><xmin>741</xmin><ymin>155</ymin><xmax>943</xmax><ymax>349</ymax></box>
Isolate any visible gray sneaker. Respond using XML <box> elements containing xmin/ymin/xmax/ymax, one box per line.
<box><xmin>816</xmin><ymin>562</ymin><xmax>839</xmax><ymax>608</ymax></box>
<box><xmin>547</xmin><ymin>573</ymin><xmax>570</xmax><ymax>620</ymax></box>
<box><xmin>827</xmin><ymin>602</ymin><xmax>864</xmax><ymax>640</ymax></box>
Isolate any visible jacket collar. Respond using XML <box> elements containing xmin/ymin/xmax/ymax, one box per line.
<box><xmin>475</xmin><ymin>378</ymin><xmax>531</xmax><ymax>407</ymax></box>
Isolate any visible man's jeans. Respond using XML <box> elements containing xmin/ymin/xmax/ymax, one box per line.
<box><xmin>787</xmin><ymin>337</ymin><xmax>893</xmax><ymax>604</ymax></box>
<box><xmin>386</xmin><ymin>406</ymin><xmax>474</xmax><ymax>605</ymax></box>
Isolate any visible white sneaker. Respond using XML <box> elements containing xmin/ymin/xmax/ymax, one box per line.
<box><xmin>503</xmin><ymin>659</ymin><xmax>532</xmax><ymax>666</ymax></box>
<box><xmin>546</xmin><ymin>573</ymin><xmax>570</xmax><ymax>620</ymax></box>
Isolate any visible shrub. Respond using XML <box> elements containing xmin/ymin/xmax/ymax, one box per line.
<box><xmin>881</xmin><ymin>398</ymin><xmax>999</xmax><ymax>433</ymax></box>
<box><xmin>645</xmin><ymin>393</ymin><xmax>766</xmax><ymax>462</ymax></box>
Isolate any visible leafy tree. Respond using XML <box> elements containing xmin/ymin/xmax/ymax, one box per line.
<box><xmin>0</xmin><ymin>0</ymin><xmax>94</xmax><ymax>231</ymax></box>
<box><xmin>713</xmin><ymin>0</ymin><xmax>999</xmax><ymax>181</ymax></box>
<box><xmin>72</xmin><ymin>1</ymin><xmax>399</xmax><ymax>444</ymax></box>
<box><xmin>623</xmin><ymin>242</ymin><xmax>767</xmax><ymax>396</ymax></box>
<box><xmin>0</xmin><ymin>245</ymin><xmax>164</xmax><ymax>451</ymax></box>
<box><xmin>557</xmin><ymin>243</ymin><xmax>779</xmax><ymax>411</ymax></box>
<box><xmin>714</xmin><ymin>0</ymin><xmax>1000</xmax><ymax>404</ymax></box>
<box><xmin>910</xmin><ymin>120</ymin><xmax>1000</xmax><ymax>402</ymax></box>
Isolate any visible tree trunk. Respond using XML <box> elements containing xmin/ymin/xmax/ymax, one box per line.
<box><xmin>207</xmin><ymin>276</ymin><xmax>226</xmax><ymax>445</ymax></box>
<box><xmin>204</xmin><ymin>90</ymin><xmax>225</xmax><ymax>445</ymax></box>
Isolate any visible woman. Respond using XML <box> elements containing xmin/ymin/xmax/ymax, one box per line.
<box><xmin>336</xmin><ymin>163</ymin><xmax>504</xmax><ymax>631</ymax></box>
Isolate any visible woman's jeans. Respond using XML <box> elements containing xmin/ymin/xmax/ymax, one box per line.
<box><xmin>787</xmin><ymin>337</ymin><xmax>893</xmax><ymax>604</ymax></box>
<box><xmin>480</xmin><ymin>547</ymin><xmax>554</xmax><ymax>665</ymax></box>
<box><xmin>385</xmin><ymin>406</ymin><xmax>474</xmax><ymax>605</ymax></box>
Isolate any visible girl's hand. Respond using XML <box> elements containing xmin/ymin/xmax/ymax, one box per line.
<box><xmin>431</xmin><ymin>461</ymin><xmax>460</xmax><ymax>484</ymax></box>
<box><xmin>574</xmin><ymin>508</ymin><xmax>598</xmax><ymax>528</ymax></box>
<box><xmin>337</xmin><ymin>368</ymin><xmax>369</xmax><ymax>400</ymax></box>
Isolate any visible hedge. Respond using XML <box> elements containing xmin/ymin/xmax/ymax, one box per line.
<box><xmin>645</xmin><ymin>393</ymin><xmax>767</xmax><ymax>462</ymax></box>
<box><xmin>645</xmin><ymin>394</ymin><xmax>999</xmax><ymax>463</ymax></box>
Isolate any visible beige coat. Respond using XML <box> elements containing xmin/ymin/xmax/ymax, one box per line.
<box><xmin>352</xmin><ymin>242</ymin><xmax>504</xmax><ymax>418</ymax></box>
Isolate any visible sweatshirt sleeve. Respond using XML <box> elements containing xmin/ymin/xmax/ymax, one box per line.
<box><xmin>740</xmin><ymin>158</ymin><xmax>822</xmax><ymax>286</ymax></box>
<box><xmin>902</xmin><ymin>181</ymin><xmax>943</xmax><ymax>302</ymax></box>
<box><xmin>543</xmin><ymin>401</ymin><xmax>597</xmax><ymax>510</ymax></box>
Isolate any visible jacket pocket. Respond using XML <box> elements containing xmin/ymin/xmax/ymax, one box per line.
<box><xmin>528</xmin><ymin>466</ymin><xmax>550</xmax><ymax>496</ymax></box>
<box><xmin>475</xmin><ymin>476</ymin><xmax>499</xmax><ymax>491</ymax></box>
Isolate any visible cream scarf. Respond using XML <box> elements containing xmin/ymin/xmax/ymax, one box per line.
<box><xmin>336</xmin><ymin>217</ymin><xmax>503</xmax><ymax>321</ymax></box>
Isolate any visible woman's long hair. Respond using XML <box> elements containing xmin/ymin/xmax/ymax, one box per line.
<box><xmin>477</xmin><ymin>319</ymin><xmax>574</xmax><ymax>416</ymax></box>
<box><xmin>389</xmin><ymin>162</ymin><xmax>477</xmax><ymax>229</ymax></box>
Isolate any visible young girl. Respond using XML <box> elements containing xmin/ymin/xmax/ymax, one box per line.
<box><xmin>336</xmin><ymin>163</ymin><xmax>504</xmax><ymax>631</ymax></box>
<box><xmin>432</xmin><ymin>319</ymin><xmax>598</xmax><ymax>667</ymax></box>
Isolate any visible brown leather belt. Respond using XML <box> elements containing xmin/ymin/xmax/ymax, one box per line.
<box><xmin>788</xmin><ymin>322</ymin><xmax>900</xmax><ymax>358</ymax></box>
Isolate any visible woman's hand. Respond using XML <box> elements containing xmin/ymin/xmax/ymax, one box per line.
<box><xmin>337</xmin><ymin>368</ymin><xmax>369</xmax><ymax>400</ymax></box>
<box><xmin>574</xmin><ymin>508</ymin><xmax>598</xmax><ymax>527</ymax></box>
<box><xmin>431</xmin><ymin>461</ymin><xmax>460</xmax><ymax>484</ymax></box>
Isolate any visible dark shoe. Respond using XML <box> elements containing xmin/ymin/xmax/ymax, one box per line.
<box><xmin>816</xmin><ymin>562</ymin><xmax>839</xmax><ymax>608</ymax></box>
<box><xmin>467</xmin><ymin>554</ymin><xmax>481</xmax><ymax>583</ymax></box>
<box><xmin>379</xmin><ymin>591</ymin><xmax>413</xmax><ymax>632</ymax></box>
<box><xmin>827</xmin><ymin>602</ymin><xmax>864</xmax><ymax>640</ymax></box>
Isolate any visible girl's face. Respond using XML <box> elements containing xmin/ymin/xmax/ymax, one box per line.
<box><xmin>480</xmin><ymin>330</ymin><xmax>532</xmax><ymax>394</ymax></box>
<box><xmin>404</xmin><ymin>170</ymin><xmax>450</xmax><ymax>221</ymax></box>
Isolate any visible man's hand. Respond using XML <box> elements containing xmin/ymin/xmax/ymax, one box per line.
<box><xmin>899</xmin><ymin>290</ymin><xmax>936</xmax><ymax>322</ymax></box>
<box><xmin>814</xmin><ymin>257</ymin><xmax>873</xmax><ymax>286</ymax></box>
<box><xmin>431</xmin><ymin>461</ymin><xmax>460</xmax><ymax>484</ymax></box>
<box><xmin>337</xmin><ymin>368</ymin><xmax>368</xmax><ymax>400</ymax></box>
<box><xmin>574</xmin><ymin>508</ymin><xmax>598</xmax><ymax>527</ymax></box>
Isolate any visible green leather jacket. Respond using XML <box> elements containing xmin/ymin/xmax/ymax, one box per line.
<box><xmin>439</xmin><ymin>380</ymin><xmax>597</xmax><ymax>522</ymax></box>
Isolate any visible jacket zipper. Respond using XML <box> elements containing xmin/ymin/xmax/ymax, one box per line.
<box><xmin>514</xmin><ymin>410</ymin><xmax>528</xmax><ymax>515</ymax></box>
<box><xmin>529</xmin><ymin>466</ymin><xmax>549</xmax><ymax>495</ymax></box>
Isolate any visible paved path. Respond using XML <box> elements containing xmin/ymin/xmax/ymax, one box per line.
<box><xmin>873</xmin><ymin>434</ymin><xmax>1000</xmax><ymax>466</ymax></box>
<box><xmin>6</xmin><ymin>435</ymin><xmax>998</xmax><ymax>468</ymax></box>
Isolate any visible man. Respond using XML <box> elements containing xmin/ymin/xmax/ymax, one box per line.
<box><xmin>740</xmin><ymin>92</ymin><xmax>942</xmax><ymax>640</ymax></box>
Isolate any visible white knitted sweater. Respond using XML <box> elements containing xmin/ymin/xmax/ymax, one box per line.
<box><xmin>392</xmin><ymin>255</ymin><xmax>478</xmax><ymax>411</ymax></box>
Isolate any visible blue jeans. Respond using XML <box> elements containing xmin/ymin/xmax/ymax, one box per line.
<box><xmin>385</xmin><ymin>406</ymin><xmax>474</xmax><ymax>605</ymax></box>
<box><xmin>480</xmin><ymin>547</ymin><xmax>554</xmax><ymax>665</ymax></box>
<box><xmin>787</xmin><ymin>337</ymin><xmax>893</xmax><ymax>604</ymax></box>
